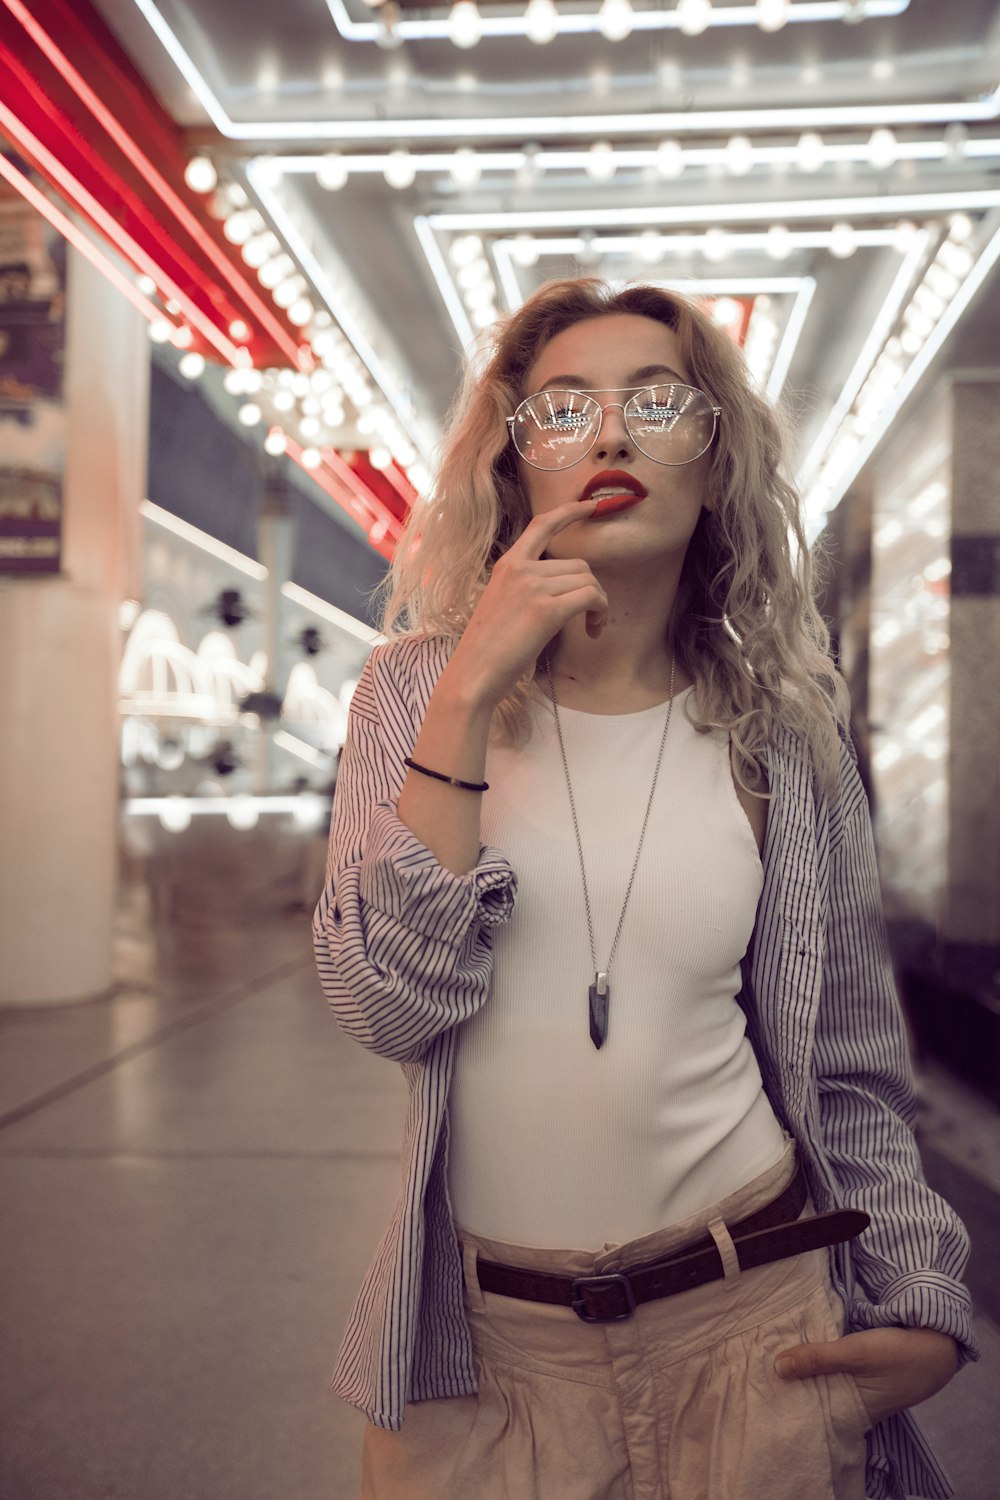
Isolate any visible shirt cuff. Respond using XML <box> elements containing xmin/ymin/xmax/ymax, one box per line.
<box><xmin>358</xmin><ymin>801</ymin><xmax>517</xmax><ymax>945</ymax></box>
<box><xmin>849</xmin><ymin>1270</ymin><xmax>981</xmax><ymax>1370</ymax></box>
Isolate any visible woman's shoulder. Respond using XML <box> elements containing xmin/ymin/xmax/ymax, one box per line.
<box><xmin>361</xmin><ymin>631</ymin><xmax>457</xmax><ymax>715</ymax></box>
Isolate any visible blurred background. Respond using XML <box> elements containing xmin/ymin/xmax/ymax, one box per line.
<box><xmin>0</xmin><ymin>1</ymin><xmax>998</xmax><ymax>1496</ymax></box>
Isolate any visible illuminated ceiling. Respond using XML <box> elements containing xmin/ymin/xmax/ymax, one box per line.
<box><xmin>58</xmin><ymin>0</ymin><xmax>1000</xmax><ymax>537</ymax></box>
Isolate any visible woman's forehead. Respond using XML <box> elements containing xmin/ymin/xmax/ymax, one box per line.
<box><xmin>525</xmin><ymin>312</ymin><xmax>688</xmax><ymax>388</ymax></box>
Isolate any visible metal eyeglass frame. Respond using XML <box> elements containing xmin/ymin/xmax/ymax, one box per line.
<box><xmin>506</xmin><ymin>384</ymin><xmax>723</xmax><ymax>470</ymax></box>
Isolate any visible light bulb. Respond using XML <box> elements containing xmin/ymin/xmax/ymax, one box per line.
<box><xmin>226</xmin><ymin>795</ymin><xmax>259</xmax><ymax>831</ymax></box>
<box><xmin>637</xmin><ymin>230</ymin><xmax>663</xmax><ymax>264</ymax></box>
<box><xmin>301</xmin><ymin>447</ymin><xmax>322</xmax><ymax>469</ymax></box>
<box><xmin>242</xmin><ymin>232</ymin><xmax>280</xmax><ymax>269</ymax></box>
<box><xmin>525</xmin><ymin>0</ymin><xmax>558</xmax><ymax>44</ymax></box>
<box><xmin>725</xmin><ymin>135</ymin><xmax>754</xmax><ymax>176</ymax></box>
<box><xmin>178</xmin><ymin>352</ymin><xmax>206</xmax><ymax>379</ymax></box>
<box><xmin>598</xmin><ymin>0</ymin><xmax>633</xmax><ymax>42</ymax></box>
<box><xmin>184</xmin><ymin>156</ymin><xmax>217</xmax><ymax>193</ymax></box>
<box><xmin>829</xmin><ymin>221</ymin><xmax>857</xmax><ymax>259</ymax></box>
<box><xmin>450</xmin><ymin>233</ymin><xmax>484</xmax><ymax>266</ymax></box>
<box><xmin>449</xmin><ymin>0</ymin><xmax>482</xmax><ymax>48</ymax></box>
<box><xmin>586</xmin><ymin>141</ymin><xmax>616</xmax><ymax>182</ymax></box>
<box><xmin>656</xmin><ymin>140</ymin><xmax>684</xmax><ymax>179</ymax></box>
<box><xmin>318</xmin><ymin>153</ymin><xmax>349</xmax><ymax>191</ymax></box>
<box><xmin>369</xmin><ymin>445</ymin><xmax>392</xmax><ymax>470</ymax></box>
<box><xmin>264</xmin><ymin>428</ymin><xmax>287</xmax><ymax>455</ymax></box>
<box><xmin>158</xmin><ymin>797</ymin><xmax>192</xmax><ymax>833</ymax></box>
<box><xmin>511</xmin><ymin>233</ymin><xmax>539</xmax><ymax>266</ymax></box>
<box><xmin>677</xmin><ymin>0</ymin><xmax>712</xmax><ymax>36</ymax></box>
<box><xmin>765</xmin><ymin>224</ymin><xmax>792</xmax><ymax>260</ymax></box>
<box><xmin>867</xmin><ymin>127</ymin><xmax>898</xmax><ymax>170</ymax></box>
<box><xmin>755</xmin><ymin>0</ymin><xmax>789</xmax><ymax>30</ymax></box>
<box><xmin>450</xmin><ymin>148</ymin><xmax>482</xmax><ymax>188</ymax></box>
<box><xmin>703</xmin><ymin>227</ymin><xmax>729</xmax><ymax>263</ymax></box>
<box><xmin>384</xmin><ymin>149</ymin><xmax>416</xmax><ymax>189</ymax></box>
<box><xmin>148</xmin><ymin>319</ymin><xmax>173</xmax><ymax>344</ymax></box>
<box><xmin>796</xmin><ymin>131</ymin><xmax>825</xmax><ymax>172</ymax></box>
<box><xmin>238</xmin><ymin>403</ymin><xmax>263</xmax><ymax>426</ymax></box>
<box><xmin>287</xmin><ymin>298</ymin><xmax>315</xmax><ymax>327</ymax></box>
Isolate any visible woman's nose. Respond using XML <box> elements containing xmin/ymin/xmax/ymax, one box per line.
<box><xmin>594</xmin><ymin>404</ymin><xmax>633</xmax><ymax>459</ymax></box>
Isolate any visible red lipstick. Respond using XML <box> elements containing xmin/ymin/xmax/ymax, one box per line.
<box><xmin>579</xmin><ymin>469</ymin><xmax>648</xmax><ymax>518</ymax></box>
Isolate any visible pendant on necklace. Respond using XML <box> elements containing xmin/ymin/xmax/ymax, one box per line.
<box><xmin>589</xmin><ymin>970</ymin><xmax>609</xmax><ymax>1050</ymax></box>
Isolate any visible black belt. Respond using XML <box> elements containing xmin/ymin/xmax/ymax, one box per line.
<box><xmin>471</xmin><ymin>1163</ymin><xmax>869</xmax><ymax>1324</ymax></box>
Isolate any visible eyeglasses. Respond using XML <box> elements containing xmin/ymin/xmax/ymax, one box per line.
<box><xmin>506</xmin><ymin>384</ymin><xmax>722</xmax><ymax>471</ymax></box>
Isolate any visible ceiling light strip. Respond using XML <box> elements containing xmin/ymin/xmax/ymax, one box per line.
<box><xmin>430</xmin><ymin>189</ymin><xmax>1000</xmax><ymax>233</ymax></box>
<box><xmin>496</xmin><ymin>231</ymin><xmax>900</xmax><ymax>255</ymax></box>
<box><xmin>0</xmin><ymin>150</ymin><xmax>170</xmax><ymax>330</ymax></box>
<box><xmin>765</xmin><ymin>276</ymin><xmax>816</xmax><ymax>401</ymax></box>
<box><xmin>0</xmin><ymin>96</ymin><xmax>245</xmax><ymax>365</ymax></box>
<box><xmin>4</xmin><ymin>0</ymin><xmax>304</xmax><ymax>367</ymax></box>
<box><xmin>281</xmin><ymin>139</ymin><xmax>1000</xmax><ymax>175</ymax></box>
<box><xmin>414</xmin><ymin>216</ymin><xmax>477</xmax><ymax>345</ymax></box>
<box><xmin>326</xmin><ymin>0</ymin><xmax>909</xmax><ymax>43</ymax></box>
<box><xmin>126</xmin><ymin>1</ymin><xmax>996</xmax><ymax>142</ymax></box>
<box><xmin>807</xmin><ymin>220</ymin><xmax>1000</xmax><ymax>528</ymax></box>
<box><xmin>799</xmin><ymin>229</ymin><xmax>930</xmax><ymax>484</ymax></box>
<box><xmin>491</xmin><ymin>240</ymin><xmax>523</xmax><ymax>311</ymax></box>
<box><xmin>139</xmin><ymin>499</ymin><xmax>269</xmax><ymax>579</ymax></box>
<box><xmin>250</xmin><ymin>162</ymin><xmax>435</xmax><ymax>463</ymax></box>
<box><xmin>281</xmin><ymin>582</ymin><xmax>382</xmax><ymax>643</ymax></box>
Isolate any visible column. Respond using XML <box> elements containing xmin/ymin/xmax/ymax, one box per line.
<box><xmin>943</xmin><ymin>374</ymin><xmax>1000</xmax><ymax>989</ymax></box>
<box><xmin>0</xmin><ymin>246</ymin><xmax>147</xmax><ymax>1002</ymax></box>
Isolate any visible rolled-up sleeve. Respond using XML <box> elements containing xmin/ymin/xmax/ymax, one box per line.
<box><xmin>313</xmin><ymin>641</ymin><xmax>517</xmax><ymax>1063</ymax></box>
<box><xmin>813</xmin><ymin>745</ymin><xmax>980</xmax><ymax>1369</ymax></box>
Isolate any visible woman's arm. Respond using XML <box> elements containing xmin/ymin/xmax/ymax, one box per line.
<box><xmin>312</xmin><ymin>640</ymin><xmax>517</xmax><ymax>1063</ymax></box>
<box><xmin>812</xmin><ymin>740</ymin><xmax>980</xmax><ymax>1368</ymax></box>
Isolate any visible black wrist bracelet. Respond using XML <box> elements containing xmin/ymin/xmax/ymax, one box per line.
<box><xmin>403</xmin><ymin>756</ymin><xmax>489</xmax><ymax>792</ymax></box>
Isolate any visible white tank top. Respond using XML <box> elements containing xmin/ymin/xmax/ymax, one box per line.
<box><xmin>446</xmin><ymin>684</ymin><xmax>787</xmax><ymax>1249</ymax></box>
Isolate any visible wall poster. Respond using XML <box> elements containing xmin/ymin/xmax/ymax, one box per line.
<box><xmin>0</xmin><ymin>164</ymin><xmax>67</xmax><ymax>574</ymax></box>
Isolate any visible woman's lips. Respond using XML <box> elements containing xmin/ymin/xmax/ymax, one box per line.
<box><xmin>591</xmin><ymin>492</ymin><xmax>645</xmax><ymax>517</ymax></box>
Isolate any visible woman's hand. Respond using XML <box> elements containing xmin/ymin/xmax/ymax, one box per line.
<box><xmin>774</xmin><ymin>1326</ymin><xmax>960</xmax><ymax>1426</ymax></box>
<box><xmin>446</xmin><ymin>498</ymin><xmax>609</xmax><ymax>711</ymax></box>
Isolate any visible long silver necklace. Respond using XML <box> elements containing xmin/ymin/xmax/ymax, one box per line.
<box><xmin>544</xmin><ymin>651</ymin><xmax>676</xmax><ymax>1050</ymax></box>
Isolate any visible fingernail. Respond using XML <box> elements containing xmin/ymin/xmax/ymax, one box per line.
<box><xmin>775</xmin><ymin>1356</ymin><xmax>792</xmax><ymax>1377</ymax></box>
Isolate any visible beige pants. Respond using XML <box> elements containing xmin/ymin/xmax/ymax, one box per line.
<box><xmin>360</xmin><ymin>1138</ymin><xmax>872</xmax><ymax>1500</ymax></box>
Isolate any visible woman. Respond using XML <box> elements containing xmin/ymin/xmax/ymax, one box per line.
<box><xmin>313</xmin><ymin>278</ymin><xmax>978</xmax><ymax>1500</ymax></box>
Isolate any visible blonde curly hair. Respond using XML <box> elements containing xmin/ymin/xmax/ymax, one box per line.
<box><xmin>367</xmin><ymin>276</ymin><xmax>850</xmax><ymax>797</ymax></box>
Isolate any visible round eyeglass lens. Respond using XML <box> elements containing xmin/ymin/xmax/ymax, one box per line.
<box><xmin>510</xmin><ymin>390</ymin><xmax>602</xmax><ymax>470</ymax></box>
<box><xmin>625</xmin><ymin>384</ymin><xmax>717</xmax><ymax>465</ymax></box>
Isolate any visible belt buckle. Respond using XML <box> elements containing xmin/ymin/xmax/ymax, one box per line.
<box><xmin>570</xmin><ymin>1271</ymin><xmax>636</xmax><ymax>1323</ymax></box>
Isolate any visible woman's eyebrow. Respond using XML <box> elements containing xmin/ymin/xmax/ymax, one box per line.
<box><xmin>535</xmin><ymin>364</ymin><xmax>688</xmax><ymax>391</ymax></box>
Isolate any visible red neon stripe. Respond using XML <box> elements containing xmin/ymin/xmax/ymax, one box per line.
<box><xmin>0</xmin><ymin>151</ymin><xmax>170</xmax><ymax>326</ymax></box>
<box><xmin>0</xmin><ymin>93</ymin><xmax>244</xmax><ymax>367</ymax></box>
<box><xmin>1</xmin><ymin>0</ymin><xmax>306</xmax><ymax>368</ymax></box>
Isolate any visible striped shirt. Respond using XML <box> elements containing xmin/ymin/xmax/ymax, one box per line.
<box><xmin>313</xmin><ymin>632</ymin><xmax>980</xmax><ymax>1500</ymax></box>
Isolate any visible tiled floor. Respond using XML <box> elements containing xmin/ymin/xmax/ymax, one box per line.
<box><xmin>1</xmin><ymin>832</ymin><xmax>997</xmax><ymax>1500</ymax></box>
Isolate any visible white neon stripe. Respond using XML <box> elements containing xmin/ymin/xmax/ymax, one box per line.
<box><xmin>276</xmin><ymin>138</ymin><xmax>1000</xmax><ymax>172</ymax></box>
<box><xmin>281</xmin><ymin>581</ymin><xmax>383</xmax><ymax>644</ymax></box>
<box><xmin>139</xmin><ymin>499</ymin><xmax>269</xmax><ymax>578</ymax></box>
<box><xmin>125</xmin><ymin>795</ymin><xmax>325</xmax><ymax>816</ymax></box>
<box><xmin>414</xmin><ymin>215</ymin><xmax>476</xmax><ymax>346</ymax></box>
<box><xmin>128</xmin><ymin>0</ymin><xmax>994</xmax><ymax>142</ymax></box>
<box><xmin>766</xmin><ymin>277</ymin><xmax>816</xmax><ymax>402</ymax></box>
<box><xmin>429</xmin><ymin>189</ymin><xmax>1000</xmax><ymax>233</ymax></box>
<box><xmin>326</xmin><ymin>0</ymin><xmax>909</xmax><ymax>43</ymax></box>
<box><xmin>493</xmin><ymin>231</ymin><xmax>902</xmax><ymax>256</ymax></box>
<box><xmin>806</xmin><ymin>221</ymin><xmax>1000</xmax><ymax>530</ymax></box>
<box><xmin>799</xmin><ymin>229</ymin><xmax>931</xmax><ymax>484</ymax></box>
<box><xmin>492</xmin><ymin>241</ymin><xmax>524</xmax><ymax>311</ymax></box>
<box><xmin>248</xmin><ymin>163</ymin><xmax>436</xmax><ymax>464</ymax></box>
<box><xmin>273</xmin><ymin>729</ymin><xmax>334</xmax><ymax>767</ymax></box>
